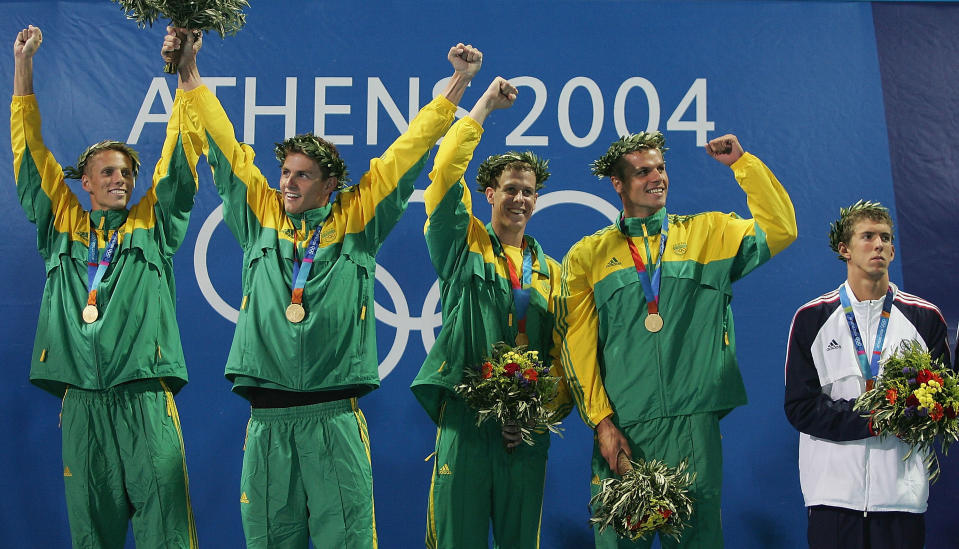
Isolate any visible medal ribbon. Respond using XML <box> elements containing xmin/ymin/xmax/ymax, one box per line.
<box><xmin>621</xmin><ymin>212</ymin><xmax>669</xmax><ymax>316</ymax></box>
<box><xmin>290</xmin><ymin>225</ymin><xmax>324</xmax><ymax>305</ymax></box>
<box><xmin>838</xmin><ymin>285</ymin><xmax>894</xmax><ymax>381</ymax></box>
<box><xmin>86</xmin><ymin>229</ymin><xmax>120</xmax><ymax>306</ymax></box>
<box><xmin>505</xmin><ymin>243</ymin><xmax>533</xmax><ymax>334</ymax></box>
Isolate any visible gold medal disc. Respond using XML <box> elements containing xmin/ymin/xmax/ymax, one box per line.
<box><xmin>286</xmin><ymin>303</ymin><xmax>306</xmax><ymax>323</ymax></box>
<box><xmin>644</xmin><ymin>313</ymin><xmax>663</xmax><ymax>333</ymax></box>
<box><xmin>515</xmin><ymin>332</ymin><xmax>530</xmax><ymax>347</ymax></box>
<box><xmin>82</xmin><ymin>304</ymin><xmax>99</xmax><ymax>324</ymax></box>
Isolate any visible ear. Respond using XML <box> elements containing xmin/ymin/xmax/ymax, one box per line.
<box><xmin>80</xmin><ymin>174</ymin><xmax>92</xmax><ymax>193</ymax></box>
<box><xmin>889</xmin><ymin>242</ymin><xmax>895</xmax><ymax>263</ymax></box>
<box><xmin>485</xmin><ymin>186</ymin><xmax>495</xmax><ymax>205</ymax></box>
<box><xmin>610</xmin><ymin>176</ymin><xmax>623</xmax><ymax>195</ymax></box>
<box><xmin>837</xmin><ymin>241</ymin><xmax>851</xmax><ymax>261</ymax></box>
<box><xmin>324</xmin><ymin>176</ymin><xmax>338</xmax><ymax>194</ymax></box>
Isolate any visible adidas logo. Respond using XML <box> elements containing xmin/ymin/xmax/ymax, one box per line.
<box><xmin>825</xmin><ymin>339</ymin><xmax>842</xmax><ymax>352</ymax></box>
<box><xmin>605</xmin><ymin>257</ymin><xmax>622</xmax><ymax>268</ymax></box>
<box><xmin>240</xmin><ymin>492</ymin><xmax>250</xmax><ymax>504</ymax></box>
<box><xmin>438</xmin><ymin>464</ymin><xmax>452</xmax><ymax>475</ymax></box>
<box><xmin>282</xmin><ymin>228</ymin><xmax>296</xmax><ymax>238</ymax></box>
<box><xmin>63</xmin><ymin>466</ymin><xmax>72</xmax><ymax>477</ymax></box>
<box><xmin>591</xmin><ymin>474</ymin><xmax>601</xmax><ymax>486</ymax></box>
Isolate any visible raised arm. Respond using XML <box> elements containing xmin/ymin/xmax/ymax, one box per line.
<box><xmin>347</xmin><ymin>44</ymin><xmax>478</xmax><ymax>252</ymax></box>
<box><xmin>11</xmin><ymin>25</ymin><xmax>83</xmax><ymax>246</ymax></box>
<box><xmin>167</xmin><ymin>29</ymin><xmax>276</xmax><ymax>247</ymax></box>
<box><xmin>424</xmin><ymin>77</ymin><xmax>517</xmax><ymax>278</ymax></box>
<box><xmin>706</xmin><ymin>134</ymin><xmax>798</xmax><ymax>281</ymax></box>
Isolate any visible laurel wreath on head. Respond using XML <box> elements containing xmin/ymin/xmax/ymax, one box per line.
<box><xmin>63</xmin><ymin>140</ymin><xmax>141</xmax><ymax>180</ymax></box>
<box><xmin>274</xmin><ymin>133</ymin><xmax>351</xmax><ymax>190</ymax></box>
<box><xmin>590</xmin><ymin>132</ymin><xmax>668</xmax><ymax>179</ymax></box>
<box><xmin>828</xmin><ymin>199</ymin><xmax>890</xmax><ymax>259</ymax></box>
<box><xmin>475</xmin><ymin>151</ymin><xmax>550</xmax><ymax>191</ymax></box>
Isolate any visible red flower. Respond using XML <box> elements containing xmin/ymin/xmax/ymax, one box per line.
<box><xmin>946</xmin><ymin>406</ymin><xmax>957</xmax><ymax>420</ymax></box>
<box><xmin>931</xmin><ymin>403</ymin><xmax>944</xmax><ymax>421</ymax></box>
<box><xmin>660</xmin><ymin>508</ymin><xmax>673</xmax><ymax>520</ymax></box>
<box><xmin>906</xmin><ymin>394</ymin><xmax>920</xmax><ymax>408</ymax></box>
<box><xmin>885</xmin><ymin>389</ymin><xmax>898</xmax><ymax>405</ymax></box>
<box><xmin>523</xmin><ymin>368</ymin><xmax>539</xmax><ymax>382</ymax></box>
<box><xmin>503</xmin><ymin>362</ymin><xmax>520</xmax><ymax>376</ymax></box>
<box><xmin>481</xmin><ymin>362</ymin><xmax>493</xmax><ymax>379</ymax></box>
<box><xmin>917</xmin><ymin>369</ymin><xmax>944</xmax><ymax>386</ymax></box>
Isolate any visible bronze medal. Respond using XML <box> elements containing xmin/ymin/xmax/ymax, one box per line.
<box><xmin>644</xmin><ymin>312</ymin><xmax>663</xmax><ymax>333</ymax></box>
<box><xmin>286</xmin><ymin>303</ymin><xmax>305</xmax><ymax>323</ymax></box>
<box><xmin>866</xmin><ymin>379</ymin><xmax>875</xmax><ymax>391</ymax></box>
<box><xmin>82</xmin><ymin>304</ymin><xmax>99</xmax><ymax>324</ymax></box>
<box><xmin>515</xmin><ymin>332</ymin><xmax>530</xmax><ymax>347</ymax></box>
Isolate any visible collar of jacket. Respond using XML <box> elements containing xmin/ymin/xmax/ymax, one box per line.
<box><xmin>90</xmin><ymin>208</ymin><xmax>129</xmax><ymax>231</ymax></box>
<box><xmin>484</xmin><ymin>222</ymin><xmax>550</xmax><ymax>278</ymax></box>
<box><xmin>618</xmin><ymin>207</ymin><xmax>666</xmax><ymax>237</ymax></box>
<box><xmin>285</xmin><ymin>203</ymin><xmax>333</xmax><ymax>230</ymax></box>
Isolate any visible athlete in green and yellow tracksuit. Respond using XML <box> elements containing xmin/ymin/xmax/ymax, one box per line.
<box><xmin>170</xmin><ymin>31</ymin><xmax>484</xmax><ymax>548</ymax></box>
<box><xmin>411</xmin><ymin>77</ymin><xmax>571</xmax><ymax>549</ymax></box>
<box><xmin>12</xmin><ymin>26</ymin><xmax>201</xmax><ymax>548</ymax></box>
<box><xmin>557</xmin><ymin>133</ymin><xmax>797</xmax><ymax>548</ymax></box>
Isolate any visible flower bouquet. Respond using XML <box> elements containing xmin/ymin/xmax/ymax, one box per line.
<box><xmin>453</xmin><ymin>341</ymin><xmax>563</xmax><ymax>447</ymax></box>
<box><xmin>854</xmin><ymin>340</ymin><xmax>959</xmax><ymax>482</ymax></box>
<box><xmin>111</xmin><ymin>0</ymin><xmax>249</xmax><ymax>73</ymax></box>
<box><xmin>589</xmin><ymin>453</ymin><xmax>695</xmax><ymax>542</ymax></box>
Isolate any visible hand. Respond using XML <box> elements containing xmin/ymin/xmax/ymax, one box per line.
<box><xmin>596</xmin><ymin>416</ymin><xmax>632</xmax><ymax>475</ymax></box>
<box><xmin>705</xmin><ymin>134</ymin><xmax>745</xmax><ymax>166</ymax></box>
<box><xmin>448</xmin><ymin>43</ymin><xmax>482</xmax><ymax>80</ymax></box>
<box><xmin>163</xmin><ymin>26</ymin><xmax>202</xmax><ymax>68</ymax></box>
<box><xmin>502</xmin><ymin>421</ymin><xmax>523</xmax><ymax>449</ymax></box>
<box><xmin>13</xmin><ymin>25</ymin><xmax>42</xmax><ymax>59</ymax></box>
<box><xmin>468</xmin><ymin>77</ymin><xmax>518</xmax><ymax>125</ymax></box>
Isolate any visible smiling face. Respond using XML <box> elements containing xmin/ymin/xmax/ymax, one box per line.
<box><xmin>611</xmin><ymin>148</ymin><xmax>668</xmax><ymax>218</ymax></box>
<box><xmin>81</xmin><ymin>150</ymin><xmax>135</xmax><ymax>211</ymax></box>
<box><xmin>839</xmin><ymin>219</ymin><xmax>895</xmax><ymax>282</ymax></box>
<box><xmin>278</xmin><ymin>152</ymin><xmax>337</xmax><ymax>214</ymax></box>
<box><xmin>486</xmin><ymin>167</ymin><xmax>538</xmax><ymax>238</ymax></box>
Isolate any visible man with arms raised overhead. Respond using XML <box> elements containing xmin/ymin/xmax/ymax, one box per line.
<box><xmin>163</xmin><ymin>28</ymin><xmax>482</xmax><ymax>547</ymax></box>
<box><xmin>12</xmin><ymin>25</ymin><xmax>202</xmax><ymax>547</ymax></box>
<box><xmin>557</xmin><ymin>132</ymin><xmax>797</xmax><ymax>548</ymax></box>
<box><xmin>785</xmin><ymin>201</ymin><xmax>951</xmax><ymax>549</ymax></box>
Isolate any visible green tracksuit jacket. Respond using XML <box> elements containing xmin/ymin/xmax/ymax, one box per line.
<box><xmin>183</xmin><ymin>86</ymin><xmax>456</xmax><ymax>396</ymax></box>
<box><xmin>12</xmin><ymin>91</ymin><xmax>201</xmax><ymax>397</ymax></box>
<box><xmin>410</xmin><ymin>116</ymin><xmax>571</xmax><ymax>425</ymax></box>
<box><xmin>557</xmin><ymin>153</ymin><xmax>797</xmax><ymax>428</ymax></box>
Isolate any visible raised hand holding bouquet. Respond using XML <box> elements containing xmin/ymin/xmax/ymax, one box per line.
<box><xmin>111</xmin><ymin>0</ymin><xmax>249</xmax><ymax>73</ymax></box>
<box><xmin>854</xmin><ymin>340</ymin><xmax>959</xmax><ymax>482</ymax></box>
<box><xmin>453</xmin><ymin>341</ymin><xmax>562</xmax><ymax>447</ymax></box>
<box><xmin>589</xmin><ymin>452</ymin><xmax>695</xmax><ymax>542</ymax></box>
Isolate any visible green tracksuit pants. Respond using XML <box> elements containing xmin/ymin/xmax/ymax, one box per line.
<box><xmin>426</xmin><ymin>398</ymin><xmax>550</xmax><ymax>549</ymax></box>
<box><xmin>61</xmin><ymin>378</ymin><xmax>197</xmax><ymax>549</ymax></box>
<box><xmin>240</xmin><ymin>398</ymin><xmax>376</xmax><ymax>549</ymax></box>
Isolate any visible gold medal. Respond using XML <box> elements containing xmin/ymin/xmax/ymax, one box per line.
<box><xmin>515</xmin><ymin>332</ymin><xmax>529</xmax><ymax>347</ymax></box>
<box><xmin>82</xmin><ymin>304</ymin><xmax>99</xmax><ymax>324</ymax></box>
<box><xmin>285</xmin><ymin>303</ymin><xmax>305</xmax><ymax>323</ymax></box>
<box><xmin>644</xmin><ymin>312</ymin><xmax>663</xmax><ymax>333</ymax></box>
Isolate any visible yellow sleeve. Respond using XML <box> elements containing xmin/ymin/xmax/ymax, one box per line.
<box><xmin>556</xmin><ymin>242</ymin><xmax>614</xmax><ymax>428</ymax></box>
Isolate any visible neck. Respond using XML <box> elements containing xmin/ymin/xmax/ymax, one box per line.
<box><xmin>495</xmin><ymin>225</ymin><xmax>525</xmax><ymax>248</ymax></box>
<box><xmin>846</xmin><ymin>273</ymin><xmax>890</xmax><ymax>301</ymax></box>
<box><xmin>623</xmin><ymin>205</ymin><xmax>662</xmax><ymax>219</ymax></box>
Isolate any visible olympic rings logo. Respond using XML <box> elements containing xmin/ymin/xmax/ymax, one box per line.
<box><xmin>193</xmin><ymin>189</ymin><xmax>619</xmax><ymax>379</ymax></box>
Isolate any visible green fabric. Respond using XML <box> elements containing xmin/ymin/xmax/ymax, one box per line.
<box><xmin>426</xmin><ymin>398</ymin><xmax>548</xmax><ymax>549</ymax></box>
<box><xmin>591</xmin><ymin>414</ymin><xmax>723</xmax><ymax>549</ymax></box>
<box><xmin>240</xmin><ymin>400</ymin><xmax>376</xmax><ymax>548</ymax></box>
<box><xmin>61</xmin><ymin>379</ymin><xmax>196</xmax><ymax>548</ymax></box>
<box><xmin>183</xmin><ymin>86</ymin><xmax>455</xmax><ymax>397</ymax></box>
<box><xmin>11</xmin><ymin>94</ymin><xmax>199</xmax><ymax>397</ymax></box>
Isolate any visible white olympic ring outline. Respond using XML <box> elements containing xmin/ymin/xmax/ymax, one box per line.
<box><xmin>193</xmin><ymin>189</ymin><xmax>619</xmax><ymax>379</ymax></box>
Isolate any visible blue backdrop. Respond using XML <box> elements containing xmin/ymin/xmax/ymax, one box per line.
<box><xmin>1</xmin><ymin>1</ymin><xmax>957</xmax><ymax>547</ymax></box>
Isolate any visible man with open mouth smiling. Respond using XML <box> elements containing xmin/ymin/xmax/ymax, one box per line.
<box><xmin>557</xmin><ymin>132</ymin><xmax>797</xmax><ymax>548</ymax></box>
<box><xmin>411</xmin><ymin>76</ymin><xmax>571</xmax><ymax>549</ymax></box>
<box><xmin>12</xmin><ymin>25</ymin><xmax>203</xmax><ymax>547</ymax></box>
<box><xmin>166</xmin><ymin>27</ymin><xmax>482</xmax><ymax>547</ymax></box>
